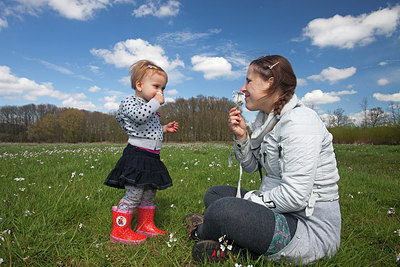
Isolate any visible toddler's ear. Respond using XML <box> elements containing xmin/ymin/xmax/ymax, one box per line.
<box><xmin>136</xmin><ymin>80</ymin><xmax>142</xmax><ymax>91</ymax></box>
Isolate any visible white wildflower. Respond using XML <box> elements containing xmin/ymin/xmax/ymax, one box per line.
<box><xmin>79</xmin><ymin>223</ymin><xmax>83</xmax><ymax>228</ymax></box>
<box><xmin>388</xmin><ymin>208</ymin><xmax>395</xmax><ymax>215</ymax></box>
<box><xmin>24</xmin><ymin>210</ymin><xmax>32</xmax><ymax>216</ymax></box>
<box><xmin>19</xmin><ymin>188</ymin><xmax>25</xmax><ymax>192</ymax></box>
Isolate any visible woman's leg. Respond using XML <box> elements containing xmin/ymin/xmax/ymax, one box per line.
<box><xmin>204</xmin><ymin>185</ymin><xmax>248</xmax><ymax>208</ymax></box>
<box><xmin>197</xmin><ymin>197</ymin><xmax>297</xmax><ymax>255</ymax></box>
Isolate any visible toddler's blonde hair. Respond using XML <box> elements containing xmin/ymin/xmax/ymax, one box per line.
<box><xmin>129</xmin><ymin>60</ymin><xmax>168</xmax><ymax>89</ymax></box>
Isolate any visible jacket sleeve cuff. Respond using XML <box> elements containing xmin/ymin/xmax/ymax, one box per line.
<box><xmin>234</xmin><ymin>133</ymin><xmax>251</xmax><ymax>159</ymax></box>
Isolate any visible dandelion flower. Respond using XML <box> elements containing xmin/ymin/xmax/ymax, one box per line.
<box><xmin>232</xmin><ymin>90</ymin><xmax>245</xmax><ymax>108</ymax></box>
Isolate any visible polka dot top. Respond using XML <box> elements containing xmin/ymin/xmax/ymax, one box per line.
<box><xmin>116</xmin><ymin>95</ymin><xmax>163</xmax><ymax>143</ymax></box>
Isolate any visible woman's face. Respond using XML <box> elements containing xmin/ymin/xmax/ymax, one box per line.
<box><xmin>240</xmin><ymin>65</ymin><xmax>277</xmax><ymax>113</ymax></box>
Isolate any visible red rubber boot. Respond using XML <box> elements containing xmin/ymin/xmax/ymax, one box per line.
<box><xmin>135</xmin><ymin>205</ymin><xmax>167</xmax><ymax>237</ymax></box>
<box><xmin>110</xmin><ymin>205</ymin><xmax>147</xmax><ymax>245</ymax></box>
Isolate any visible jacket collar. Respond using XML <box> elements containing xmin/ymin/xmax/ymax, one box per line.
<box><xmin>250</xmin><ymin>94</ymin><xmax>300</xmax><ymax>150</ymax></box>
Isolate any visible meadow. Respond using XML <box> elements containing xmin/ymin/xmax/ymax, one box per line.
<box><xmin>0</xmin><ymin>143</ymin><xmax>399</xmax><ymax>266</ymax></box>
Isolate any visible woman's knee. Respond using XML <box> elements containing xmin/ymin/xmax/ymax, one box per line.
<box><xmin>205</xmin><ymin>197</ymin><xmax>238</xmax><ymax>222</ymax></box>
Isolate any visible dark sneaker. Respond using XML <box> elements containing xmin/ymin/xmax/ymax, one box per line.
<box><xmin>183</xmin><ymin>213</ymin><xmax>204</xmax><ymax>241</ymax></box>
<box><xmin>182</xmin><ymin>213</ymin><xmax>204</xmax><ymax>227</ymax></box>
<box><xmin>192</xmin><ymin>240</ymin><xmax>225</xmax><ymax>263</ymax></box>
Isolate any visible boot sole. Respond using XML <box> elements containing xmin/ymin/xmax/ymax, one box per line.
<box><xmin>110</xmin><ymin>235</ymin><xmax>146</xmax><ymax>245</ymax></box>
<box><xmin>136</xmin><ymin>230</ymin><xmax>167</xmax><ymax>237</ymax></box>
<box><xmin>192</xmin><ymin>240</ymin><xmax>224</xmax><ymax>263</ymax></box>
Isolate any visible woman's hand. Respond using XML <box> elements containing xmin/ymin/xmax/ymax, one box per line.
<box><xmin>229</xmin><ymin>108</ymin><xmax>247</xmax><ymax>140</ymax></box>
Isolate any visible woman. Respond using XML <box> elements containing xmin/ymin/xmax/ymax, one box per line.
<box><xmin>185</xmin><ymin>55</ymin><xmax>341</xmax><ymax>264</ymax></box>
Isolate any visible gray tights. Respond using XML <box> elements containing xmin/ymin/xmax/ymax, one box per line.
<box><xmin>118</xmin><ymin>185</ymin><xmax>156</xmax><ymax>210</ymax></box>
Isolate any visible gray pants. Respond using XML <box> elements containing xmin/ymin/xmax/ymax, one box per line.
<box><xmin>197</xmin><ymin>185</ymin><xmax>298</xmax><ymax>255</ymax></box>
<box><xmin>118</xmin><ymin>185</ymin><xmax>156</xmax><ymax>210</ymax></box>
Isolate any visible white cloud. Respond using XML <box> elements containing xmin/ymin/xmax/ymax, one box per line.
<box><xmin>0</xmin><ymin>17</ymin><xmax>8</xmax><ymax>30</ymax></box>
<box><xmin>89</xmin><ymin>65</ymin><xmax>100</xmax><ymax>74</ymax></box>
<box><xmin>308</xmin><ymin>66</ymin><xmax>356</xmax><ymax>84</ymax></box>
<box><xmin>0</xmin><ymin>65</ymin><xmax>68</xmax><ymax>101</ymax></box>
<box><xmin>297</xmin><ymin>78</ymin><xmax>308</xmax><ymax>86</ymax></box>
<box><xmin>302</xmin><ymin>5</ymin><xmax>400</xmax><ymax>49</ymax></box>
<box><xmin>4</xmin><ymin>0</ymin><xmax>116</xmax><ymax>21</ymax></box>
<box><xmin>90</xmin><ymin>38</ymin><xmax>184</xmax><ymax>71</ymax></box>
<box><xmin>165</xmin><ymin>89</ymin><xmax>178</xmax><ymax>95</ymax></box>
<box><xmin>378</xmin><ymin>61</ymin><xmax>388</xmax><ymax>66</ymax></box>
<box><xmin>103</xmin><ymin>96</ymin><xmax>119</xmax><ymax>110</ymax></box>
<box><xmin>157</xmin><ymin>29</ymin><xmax>221</xmax><ymax>45</ymax></box>
<box><xmin>165</xmin><ymin>97</ymin><xmax>176</xmax><ymax>103</ymax></box>
<box><xmin>88</xmin><ymin>85</ymin><xmax>101</xmax><ymax>92</ymax></box>
<box><xmin>373</xmin><ymin>92</ymin><xmax>400</xmax><ymax>102</ymax></box>
<box><xmin>301</xmin><ymin>89</ymin><xmax>357</xmax><ymax>105</ymax></box>
<box><xmin>62</xmin><ymin>97</ymin><xmax>96</xmax><ymax>110</ymax></box>
<box><xmin>133</xmin><ymin>0</ymin><xmax>180</xmax><ymax>18</ymax></box>
<box><xmin>91</xmin><ymin>38</ymin><xmax>185</xmax><ymax>85</ymax></box>
<box><xmin>191</xmin><ymin>55</ymin><xmax>242</xmax><ymax>80</ymax></box>
<box><xmin>119</xmin><ymin>76</ymin><xmax>131</xmax><ymax>86</ymax></box>
<box><xmin>377</xmin><ymin>78</ymin><xmax>390</xmax><ymax>86</ymax></box>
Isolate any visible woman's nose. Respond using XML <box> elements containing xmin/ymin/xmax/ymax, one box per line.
<box><xmin>240</xmin><ymin>84</ymin><xmax>246</xmax><ymax>93</ymax></box>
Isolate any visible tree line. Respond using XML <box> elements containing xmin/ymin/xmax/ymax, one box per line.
<box><xmin>1</xmin><ymin>96</ymin><xmax>399</xmax><ymax>144</ymax></box>
<box><xmin>0</xmin><ymin>96</ymin><xmax>237</xmax><ymax>143</ymax></box>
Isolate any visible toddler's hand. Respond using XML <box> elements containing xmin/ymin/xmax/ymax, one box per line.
<box><xmin>164</xmin><ymin>121</ymin><xmax>179</xmax><ymax>133</ymax></box>
<box><xmin>154</xmin><ymin>92</ymin><xmax>164</xmax><ymax>105</ymax></box>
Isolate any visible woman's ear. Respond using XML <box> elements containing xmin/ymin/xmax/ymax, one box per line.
<box><xmin>267</xmin><ymin>77</ymin><xmax>274</xmax><ymax>87</ymax></box>
<box><xmin>136</xmin><ymin>80</ymin><xmax>142</xmax><ymax>91</ymax></box>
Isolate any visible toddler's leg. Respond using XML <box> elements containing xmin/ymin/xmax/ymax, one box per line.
<box><xmin>140</xmin><ymin>187</ymin><xmax>156</xmax><ymax>206</ymax></box>
<box><xmin>136</xmin><ymin>187</ymin><xmax>166</xmax><ymax>236</ymax></box>
<box><xmin>118</xmin><ymin>185</ymin><xmax>145</xmax><ymax>210</ymax></box>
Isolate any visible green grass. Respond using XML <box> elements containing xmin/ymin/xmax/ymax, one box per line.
<box><xmin>0</xmin><ymin>143</ymin><xmax>399</xmax><ymax>266</ymax></box>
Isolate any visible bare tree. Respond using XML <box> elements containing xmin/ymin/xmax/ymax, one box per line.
<box><xmin>368</xmin><ymin>107</ymin><xmax>386</xmax><ymax>127</ymax></box>
<box><xmin>388</xmin><ymin>102</ymin><xmax>400</xmax><ymax>125</ymax></box>
<box><xmin>360</xmin><ymin>97</ymin><xmax>368</xmax><ymax>127</ymax></box>
<box><xmin>332</xmin><ymin>108</ymin><xmax>353</xmax><ymax>127</ymax></box>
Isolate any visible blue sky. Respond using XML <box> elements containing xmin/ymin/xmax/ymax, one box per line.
<box><xmin>0</xmin><ymin>0</ymin><xmax>399</xmax><ymax>124</ymax></box>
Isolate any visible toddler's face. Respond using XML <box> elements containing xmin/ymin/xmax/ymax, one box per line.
<box><xmin>135</xmin><ymin>71</ymin><xmax>167</xmax><ymax>102</ymax></box>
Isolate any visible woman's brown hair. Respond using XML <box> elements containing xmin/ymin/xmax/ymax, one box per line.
<box><xmin>250</xmin><ymin>55</ymin><xmax>297</xmax><ymax>116</ymax></box>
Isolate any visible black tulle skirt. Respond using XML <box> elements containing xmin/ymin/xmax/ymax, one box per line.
<box><xmin>104</xmin><ymin>144</ymin><xmax>172</xmax><ymax>190</ymax></box>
